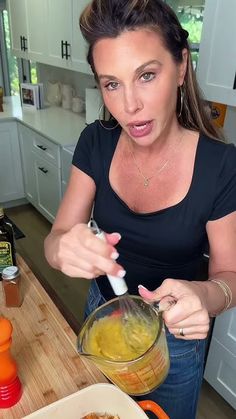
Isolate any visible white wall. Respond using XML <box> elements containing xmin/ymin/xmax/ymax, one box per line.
<box><xmin>224</xmin><ymin>106</ymin><xmax>236</xmax><ymax>145</ymax></box>
<box><xmin>37</xmin><ymin>63</ymin><xmax>96</xmax><ymax>101</ymax></box>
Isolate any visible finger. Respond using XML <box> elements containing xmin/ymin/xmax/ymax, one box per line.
<box><xmin>105</xmin><ymin>232</ymin><xmax>122</xmax><ymax>246</ymax></box>
<box><xmin>60</xmin><ymin>264</ymin><xmax>99</xmax><ymax>279</ymax></box>
<box><xmin>78</xmin><ymin>246</ymin><xmax>125</xmax><ymax>277</ymax></box>
<box><xmin>81</xmin><ymin>230</ymin><xmax>119</xmax><ymax>259</ymax></box>
<box><xmin>169</xmin><ymin>324</ymin><xmax>210</xmax><ymax>337</ymax></box>
<box><xmin>163</xmin><ymin>297</ymin><xmax>204</xmax><ymax>324</ymax></box>
<box><xmin>61</xmin><ymin>247</ymin><xmax>125</xmax><ymax>279</ymax></box>
<box><xmin>138</xmin><ymin>285</ymin><xmax>157</xmax><ymax>301</ymax></box>
<box><xmin>164</xmin><ymin>309</ymin><xmax>210</xmax><ymax>329</ymax></box>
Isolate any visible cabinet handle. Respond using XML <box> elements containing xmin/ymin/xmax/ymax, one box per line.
<box><xmin>61</xmin><ymin>40</ymin><xmax>66</xmax><ymax>59</ymax></box>
<box><xmin>233</xmin><ymin>72</ymin><xmax>236</xmax><ymax>90</ymax></box>
<box><xmin>65</xmin><ymin>41</ymin><xmax>71</xmax><ymax>60</ymax></box>
<box><xmin>38</xmin><ymin>167</ymin><xmax>48</xmax><ymax>174</ymax></box>
<box><xmin>37</xmin><ymin>144</ymin><xmax>47</xmax><ymax>151</ymax></box>
<box><xmin>20</xmin><ymin>35</ymin><xmax>23</xmax><ymax>51</ymax></box>
<box><xmin>22</xmin><ymin>36</ymin><xmax>28</xmax><ymax>51</ymax></box>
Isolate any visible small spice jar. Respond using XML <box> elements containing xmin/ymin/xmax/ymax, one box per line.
<box><xmin>2</xmin><ymin>266</ymin><xmax>22</xmax><ymax>307</ymax></box>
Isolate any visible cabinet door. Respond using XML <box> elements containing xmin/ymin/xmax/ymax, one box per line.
<box><xmin>18</xmin><ymin>124</ymin><xmax>37</xmax><ymax>205</ymax></box>
<box><xmin>71</xmin><ymin>0</ymin><xmax>92</xmax><ymax>74</ymax></box>
<box><xmin>33</xmin><ymin>154</ymin><xmax>61</xmax><ymax>222</ymax></box>
<box><xmin>25</xmin><ymin>0</ymin><xmax>48</xmax><ymax>61</ymax></box>
<box><xmin>204</xmin><ymin>308</ymin><xmax>236</xmax><ymax>409</ymax></box>
<box><xmin>197</xmin><ymin>0</ymin><xmax>236</xmax><ymax>106</ymax></box>
<box><xmin>0</xmin><ymin>122</ymin><xmax>24</xmax><ymax>203</ymax></box>
<box><xmin>46</xmin><ymin>0</ymin><xmax>72</xmax><ymax>68</ymax></box>
<box><xmin>7</xmin><ymin>0</ymin><xmax>28</xmax><ymax>58</ymax></box>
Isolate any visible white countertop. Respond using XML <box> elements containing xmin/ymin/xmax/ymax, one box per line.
<box><xmin>0</xmin><ymin>96</ymin><xmax>86</xmax><ymax>147</ymax></box>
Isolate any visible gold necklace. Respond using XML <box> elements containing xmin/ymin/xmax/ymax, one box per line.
<box><xmin>128</xmin><ymin>132</ymin><xmax>185</xmax><ymax>187</ymax></box>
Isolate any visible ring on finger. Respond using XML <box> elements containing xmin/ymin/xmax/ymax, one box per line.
<box><xmin>179</xmin><ymin>328</ymin><xmax>185</xmax><ymax>337</ymax></box>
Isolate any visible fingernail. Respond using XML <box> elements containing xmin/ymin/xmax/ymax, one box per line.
<box><xmin>117</xmin><ymin>269</ymin><xmax>126</xmax><ymax>278</ymax></box>
<box><xmin>138</xmin><ymin>284</ymin><xmax>148</xmax><ymax>290</ymax></box>
<box><xmin>111</xmin><ymin>251</ymin><xmax>119</xmax><ymax>260</ymax></box>
<box><xmin>111</xmin><ymin>232</ymin><xmax>122</xmax><ymax>240</ymax></box>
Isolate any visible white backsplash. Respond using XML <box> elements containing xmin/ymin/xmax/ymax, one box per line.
<box><xmin>37</xmin><ymin>62</ymin><xmax>96</xmax><ymax>101</ymax></box>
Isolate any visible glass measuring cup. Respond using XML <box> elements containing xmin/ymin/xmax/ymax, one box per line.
<box><xmin>77</xmin><ymin>296</ymin><xmax>170</xmax><ymax>396</ymax></box>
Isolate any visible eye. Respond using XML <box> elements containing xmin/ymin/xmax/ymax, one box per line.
<box><xmin>140</xmin><ymin>72</ymin><xmax>156</xmax><ymax>82</ymax></box>
<box><xmin>104</xmin><ymin>81</ymin><xmax>119</xmax><ymax>91</ymax></box>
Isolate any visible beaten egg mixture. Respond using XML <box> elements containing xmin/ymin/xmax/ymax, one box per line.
<box><xmin>84</xmin><ymin>314</ymin><xmax>158</xmax><ymax>361</ymax></box>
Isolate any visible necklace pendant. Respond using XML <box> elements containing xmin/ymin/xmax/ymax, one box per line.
<box><xmin>144</xmin><ymin>179</ymin><xmax>149</xmax><ymax>187</ymax></box>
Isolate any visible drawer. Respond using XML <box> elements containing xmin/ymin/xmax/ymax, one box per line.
<box><xmin>33</xmin><ymin>132</ymin><xmax>60</xmax><ymax>168</ymax></box>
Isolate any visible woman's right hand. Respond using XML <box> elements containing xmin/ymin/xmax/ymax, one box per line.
<box><xmin>44</xmin><ymin>223</ymin><xmax>125</xmax><ymax>279</ymax></box>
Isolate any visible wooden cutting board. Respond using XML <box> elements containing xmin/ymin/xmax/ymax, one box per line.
<box><xmin>0</xmin><ymin>255</ymin><xmax>107</xmax><ymax>419</ymax></box>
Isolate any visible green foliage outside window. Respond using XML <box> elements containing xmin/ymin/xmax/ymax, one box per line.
<box><xmin>166</xmin><ymin>2</ymin><xmax>204</xmax><ymax>68</ymax></box>
<box><xmin>3</xmin><ymin>10</ymin><xmax>19</xmax><ymax>95</ymax></box>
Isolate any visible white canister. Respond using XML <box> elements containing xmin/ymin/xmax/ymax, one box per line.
<box><xmin>61</xmin><ymin>84</ymin><xmax>74</xmax><ymax>110</ymax></box>
<box><xmin>47</xmin><ymin>81</ymin><xmax>61</xmax><ymax>106</ymax></box>
<box><xmin>72</xmin><ymin>97</ymin><xmax>85</xmax><ymax>113</ymax></box>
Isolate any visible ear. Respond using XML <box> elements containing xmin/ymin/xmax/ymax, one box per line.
<box><xmin>178</xmin><ymin>48</ymin><xmax>188</xmax><ymax>85</ymax></box>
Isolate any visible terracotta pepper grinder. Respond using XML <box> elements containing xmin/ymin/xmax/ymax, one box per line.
<box><xmin>0</xmin><ymin>317</ymin><xmax>22</xmax><ymax>408</ymax></box>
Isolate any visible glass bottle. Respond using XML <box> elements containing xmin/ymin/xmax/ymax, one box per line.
<box><xmin>2</xmin><ymin>266</ymin><xmax>22</xmax><ymax>307</ymax></box>
<box><xmin>0</xmin><ymin>208</ymin><xmax>16</xmax><ymax>274</ymax></box>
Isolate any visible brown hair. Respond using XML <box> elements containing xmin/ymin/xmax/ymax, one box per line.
<box><xmin>80</xmin><ymin>0</ymin><xmax>224</xmax><ymax>140</ymax></box>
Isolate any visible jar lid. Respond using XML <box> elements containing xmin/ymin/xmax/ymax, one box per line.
<box><xmin>2</xmin><ymin>266</ymin><xmax>19</xmax><ymax>280</ymax></box>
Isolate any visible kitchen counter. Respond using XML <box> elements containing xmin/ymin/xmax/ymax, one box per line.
<box><xmin>0</xmin><ymin>255</ymin><xmax>107</xmax><ymax>419</ymax></box>
<box><xmin>0</xmin><ymin>96</ymin><xmax>86</xmax><ymax>147</ymax></box>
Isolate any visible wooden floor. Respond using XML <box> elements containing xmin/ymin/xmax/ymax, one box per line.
<box><xmin>5</xmin><ymin>204</ymin><xmax>236</xmax><ymax>419</ymax></box>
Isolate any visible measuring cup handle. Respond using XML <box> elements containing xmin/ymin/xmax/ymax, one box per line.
<box><xmin>138</xmin><ymin>400</ymin><xmax>170</xmax><ymax>419</ymax></box>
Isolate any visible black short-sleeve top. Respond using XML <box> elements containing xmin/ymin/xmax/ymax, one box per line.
<box><xmin>72</xmin><ymin>121</ymin><xmax>236</xmax><ymax>300</ymax></box>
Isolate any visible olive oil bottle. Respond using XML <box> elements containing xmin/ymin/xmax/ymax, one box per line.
<box><xmin>0</xmin><ymin>208</ymin><xmax>16</xmax><ymax>274</ymax></box>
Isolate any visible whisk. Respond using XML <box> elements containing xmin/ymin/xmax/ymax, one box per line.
<box><xmin>88</xmin><ymin>219</ymin><xmax>158</xmax><ymax>352</ymax></box>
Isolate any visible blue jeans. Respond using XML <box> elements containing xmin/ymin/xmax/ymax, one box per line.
<box><xmin>84</xmin><ymin>281</ymin><xmax>206</xmax><ymax>419</ymax></box>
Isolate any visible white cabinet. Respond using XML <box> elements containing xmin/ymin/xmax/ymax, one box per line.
<box><xmin>61</xmin><ymin>146</ymin><xmax>74</xmax><ymax>196</ymax></box>
<box><xmin>25</xmin><ymin>0</ymin><xmax>48</xmax><ymax>62</ymax></box>
<box><xmin>197</xmin><ymin>0</ymin><xmax>236</xmax><ymax>106</ymax></box>
<box><xmin>46</xmin><ymin>0</ymin><xmax>73</xmax><ymax>68</ymax></box>
<box><xmin>18</xmin><ymin>123</ymin><xmax>37</xmax><ymax>204</ymax></box>
<box><xmin>43</xmin><ymin>0</ymin><xmax>91</xmax><ymax>73</ymax></box>
<box><xmin>0</xmin><ymin>122</ymin><xmax>25</xmax><ymax>203</ymax></box>
<box><xmin>18</xmin><ymin>123</ymin><xmax>61</xmax><ymax>223</ymax></box>
<box><xmin>33</xmin><ymin>154</ymin><xmax>61</xmax><ymax>222</ymax></box>
<box><xmin>204</xmin><ymin>308</ymin><xmax>236</xmax><ymax>409</ymax></box>
<box><xmin>7</xmin><ymin>0</ymin><xmax>28</xmax><ymax>58</ymax></box>
<box><xmin>71</xmin><ymin>0</ymin><xmax>92</xmax><ymax>74</ymax></box>
<box><xmin>7</xmin><ymin>0</ymin><xmax>91</xmax><ymax>74</ymax></box>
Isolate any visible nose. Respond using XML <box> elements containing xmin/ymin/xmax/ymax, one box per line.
<box><xmin>123</xmin><ymin>87</ymin><xmax>143</xmax><ymax>114</ymax></box>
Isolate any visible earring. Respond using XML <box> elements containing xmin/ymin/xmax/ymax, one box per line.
<box><xmin>98</xmin><ymin>104</ymin><xmax>119</xmax><ymax>130</ymax></box>
<box><xmin>177</xmin><ymin>85</ymin><xmax>184</xmax><ymax>118</ymax></box>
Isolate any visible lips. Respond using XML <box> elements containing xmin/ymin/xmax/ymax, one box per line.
<box><xmin>127</xmin><ymin>120</ymin><xmax>153</xmax><ymax>138</ymax></box>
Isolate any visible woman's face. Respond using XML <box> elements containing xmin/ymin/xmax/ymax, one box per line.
<box><xmin>93</xmin><ymin>29</ymin><xmax>187</xmax><ymax>146</ymax></box>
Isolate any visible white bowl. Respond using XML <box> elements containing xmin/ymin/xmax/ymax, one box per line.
<box><xmin>23</xmin><ymin>383</ymin><xmax>149</xmax><ymax>418</ymax></box>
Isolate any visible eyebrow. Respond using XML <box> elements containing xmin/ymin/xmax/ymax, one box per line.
<box><xmin>98</xmin><ymin>59</ymin><xmax>162</xmax><ymax>81</ymax></box>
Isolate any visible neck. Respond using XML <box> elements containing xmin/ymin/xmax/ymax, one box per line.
<box><xmin>125</xmin><ymin>125</ymin><xmax>185</xmax><ymax>160</ymax></box>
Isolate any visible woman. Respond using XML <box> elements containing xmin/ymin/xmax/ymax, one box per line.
<box><xmin>44</xmin><ymin>1</ymin><xmax>236</xmax><ymax>418</ymax></box>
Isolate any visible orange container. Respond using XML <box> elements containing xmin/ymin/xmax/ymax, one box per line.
<box><xmin>0</xmin><ymin>317</ymin><xmax>22</xmax><ymax>407</ymax></box>
<box><xmin>210</xmin><ymin>102</ymin><xmax>227</xmax><ymax>127</ymax></box>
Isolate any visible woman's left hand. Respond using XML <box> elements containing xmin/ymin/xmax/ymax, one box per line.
<box><xmin>138</xmin><ymin>279</ymin><xmax>210</xmax><ymax>340</ymax></box>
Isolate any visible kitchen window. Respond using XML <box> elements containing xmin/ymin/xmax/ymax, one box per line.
<box><xmin>165</xmin><ymin>0</ymin><xmax>205</xmax><ymax>69</ymax></box>
<box><xmin>0</xmin><ymin>6</ymin><xmax>37</xmax><ymax>96</ymax></box>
